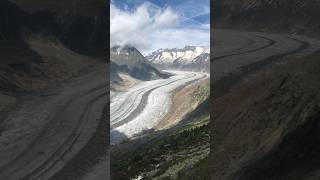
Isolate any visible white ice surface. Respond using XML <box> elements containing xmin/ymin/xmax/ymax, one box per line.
<box><xmin>110</xmin><ymin>71</ymin><xmax>208</xmax><ymax>144</ymax></box>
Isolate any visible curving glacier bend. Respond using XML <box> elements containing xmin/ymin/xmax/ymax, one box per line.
<box><xmin>110</xmin><ymin>71</ymin><xmax>209</xmax><ymax>144</ymax></box>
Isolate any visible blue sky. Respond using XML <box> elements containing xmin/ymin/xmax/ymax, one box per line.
<box><xmin>110</xmin><ymin>0</ymin><xmax>210</xmax><ymax>54</ymax></box>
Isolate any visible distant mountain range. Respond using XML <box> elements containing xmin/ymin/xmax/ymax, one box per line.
<box><xmin>110</xmin><ymin>45</ymin><xmax>170</xmax><ymax>83</ymax></box>
<box><xmin>110</xmin><ymin>45</ymin><xmax>210</xmax><ymax>83</ymax></box>
<box><xmin>146</xmin><ymin>46</ymin><xmax>210</xmax><ymax>72</ymax></box>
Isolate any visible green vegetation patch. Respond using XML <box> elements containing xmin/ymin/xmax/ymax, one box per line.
<box><xmin>192</xmin><ymin>82</ymin><xmax>210</xmax><ymax>102</ymax></box>
<box><xmin>111</xmin><ymin>125</ymin><xmax>210</xmax><ymax>180</ymax></box>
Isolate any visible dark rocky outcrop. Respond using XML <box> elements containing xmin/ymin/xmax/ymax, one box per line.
<box><xmin>110</xmin><ymin>46</ymin><xmax>170</xmax><ymax>82</ymax></box>
<box><xmin>1</xmin><ymin>0</ymin><xmax>107</xmax><ymax>58</ymax></box>
<box><xmin>0</xmin><ymin>0</ymin><xmax>107</xmax><ymax>94</ymax></box>
<box><xmin>0</xmin><ymin>1</ymin><xmax>41</xmax><ymax>65</ymax></box>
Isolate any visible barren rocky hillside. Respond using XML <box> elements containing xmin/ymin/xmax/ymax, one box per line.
<box><xmin>214</xmin><ymin>0</ymin><xmax>320</xmax><ymax>36</ymax></box>
<box><xmin>211</xmin><ymin>2</ymin><xmax>320</xmax><ymax>179</ymax></box>
<box><xmin>0</xmin><ymin>1</ymin><xmax>108</xmax><ymax>179</ymax></box>
<box><xmin>210</xmin><ymin>52</ymin><xmax>320</xmax><ymax>180</ymax></box>
<box><xmin>110</xmin><ymin>46</ymin><xmax>170</xmax><ymax>82</ymax></box>
<box><xmin>0</xmin><ymin>0</ymin><xmax>107</xmax><ymax>94</ymax></box>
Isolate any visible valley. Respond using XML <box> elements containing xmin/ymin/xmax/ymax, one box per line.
<box><xmin>110</xmin><ymin>28</ymin><xmax>320</xmax><ymax>179</ymax></box>
<box><xmin>109</xmin><ymin>0</ymin><xmax>320</xmax><ymax>179</ymax></box>
<box><xmin>211</xmin><ymin>1</ymin><xmax>320</xmax><ymax>179</ymax></box>
<box><xmin>209</xmin><ymin>29</ymin><xmax>320</xmax><ymax>180</ymax></box>
<box><xmin>111</xmin><ymin>70</ymin><xmax>208</xmax><ymax>144</ymax></box>
<box><xmin>0</xmin><ymin>0</ymin><xmax>107</xmax><ymax>179</ymax></box>
<box><xmin>110</xmin><ymin>44</ymin><xmax>210</xmax><ymax>179</ymax></box>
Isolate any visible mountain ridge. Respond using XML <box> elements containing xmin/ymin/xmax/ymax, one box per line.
<box><xmin>110</xmin><ymin>45</ymin><xmax>170</xmax><ymax>82</ymax></box>
<box><xmin>146</xmin><ymin>45</ymin><xmax>210</xmax><ymax>72</ymax></box>
<box><xmin>0</xmin><ymin>0</ymin><xmax>107</xmax><ymax>94</ymax></box>
<box><xmin>214</xmin><ymin>0</ymin><xmax>320</xmax><ymax>37</ymax></box>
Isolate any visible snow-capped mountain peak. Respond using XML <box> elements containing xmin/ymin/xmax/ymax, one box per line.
<box><xmin>146</xmin><ymin>46</ymin><xmax>210</xmax><ymax>65</ymax></box>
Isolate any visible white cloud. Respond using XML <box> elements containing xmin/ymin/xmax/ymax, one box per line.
<box><xmin>110</xmin><ymin>2</ymin><xmax>210</xmax><ymax>54</ymax></box>
<box><xmin>111</xmin><ymin>3</ymin><xmax>179</xmax><ymax>51</ymax></box>
<box><xmin>146</xmin><ymin>28</ymin><xmax>210</xmax><ymax>54</ymax></box>
<box><xmin>154</xmin><ymin>8</ymin><xmax>179</xmax><ymax>28</ymax></box>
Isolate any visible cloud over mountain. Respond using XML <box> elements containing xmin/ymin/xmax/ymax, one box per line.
<box><xmin>110</xmin><ymin>3</ymin><xmax>179</xmax><ymax>51</ymax></box>
<box><xmin>110</xmin><ymin>1</ymin><xmax>210</xmax><ymax>54</ymax></box>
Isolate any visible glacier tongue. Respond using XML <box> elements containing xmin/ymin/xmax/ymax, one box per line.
<box><xmin>110</xmin><ymin>71</ymin><xmax>209</xmax><ymax>144</ymax></box>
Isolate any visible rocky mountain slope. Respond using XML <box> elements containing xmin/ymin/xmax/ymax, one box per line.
<box><xmin>0</xmin><ymin>1</ymin><xmax>107</xmax><ymax>179</ymax></box>
<box><xmin>212</xmin><ymin>1</ymin><xmax>320</xmax><ymax>179</ymax></box>
<box><xmin>214</xmin><ymin>0</ymin><xmax>320</xmax><ymax>37</ymax></box>
<box><xmin>3</xmin><ymin>0</ymin><xmax>106</xmax><ymax>56</ymax></box>
<box><xmin>111</xmin><ymin>80</ymin><xmax>210</xmax><ymax>180</ymax></box>
<box><xmin>210</xmin><ymin>51</ymin><xmax>320</xmax><ymax>180</ymax></box>
<box><xmin>0</xmin><ymin>0</ymin><xmax>106</xmax><ymax>94</ymax></box>
<box><xmin>10</xmin><ymin>0</ymin><xmax>104</xmax><ymax>16</ymax></box>
<box><xmin>110</xmin><ymin>45</ymin><xmax>170</xmax><ymax>82</ymax></box>
<box><xmin>146</xmin><ymin>46</ymin><xmax>210</xmax><ymax>72</ymax></box>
